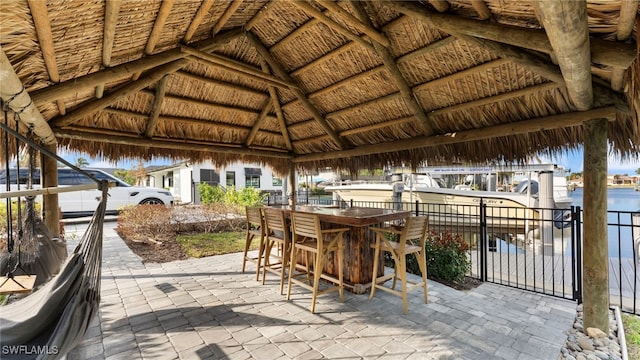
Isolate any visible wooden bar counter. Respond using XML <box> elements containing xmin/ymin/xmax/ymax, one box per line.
<box><xmin>270</xmin><ymin>205</ymin><xmax>411</xmax><ymax>294</ymax></box>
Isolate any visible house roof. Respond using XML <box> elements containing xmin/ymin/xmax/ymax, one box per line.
<box><xmin>1</xmin><ymin>1</ymin><xmax>638</xmax><ymax>175</ymax></box>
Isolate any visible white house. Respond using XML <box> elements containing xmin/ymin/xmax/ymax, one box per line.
<box><xmin>145</xmin><ymin>161</ymin><xmax>289</xmax><ymax>204</ymax></box>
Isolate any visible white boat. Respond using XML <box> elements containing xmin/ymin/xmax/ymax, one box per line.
<box><xmin>325</xmin><ymin>164</ymin><xmax>573</xmax><ymax>230</ymax></box>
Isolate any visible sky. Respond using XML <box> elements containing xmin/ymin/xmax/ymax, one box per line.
<box><xmin>60</xmin><ymin>146</ymin><xmax>639</xmax><ymax>176</ymax></box>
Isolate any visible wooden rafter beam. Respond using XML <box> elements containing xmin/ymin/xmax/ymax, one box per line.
<box><xmin>535</xmin><ymin>1</ymin><xmax>592</xmax><ymax>111</ymax></box>
<box><xmin>470</xmin><ymin>0</ymin><xmax>491</xmax><ymax>20</ymax></box>
<box><xmin>50</xmin><ymin>59</ymin><xmax>190</xmax><ymax>128</ymax></box>
<box><xmin>213</xmin><ymin>0</ymin><xmax>242</xmax><ymax>35</ymax></box>
<box><xmin>144</xmin><ymin>75</ymin><xmax>169</xmax><ymax>138</ymax></box>
<box><xmin>429</xmin><ymin>0</ymin><xmax>449</xmax><ymax>12</ymax></box>
<box><xmin>27</xmin><ymin>0</ymin><xmax>65</xmax><ymax>115</ymax></box>
<box><xmin>382</xmin><ymin>1</ymin><xmax>637</xmax><ymax>69</ymax></box>
<box><xmin>261</xmin><ymin>60</ymin><xmax>293</xmax><ymax>150</ymax></box>
<box><xmin>180</xmin><ymin>45</ymin><xmax>298</xmax><ymax>89</ymax></box>
<box><xmin>246</xmin><ymin>31</ymin><xmax>347</xmax><ymax>150</ymax></box>
<box><xmin>31</xmin><ymin>28</ymin><xmax>243</xmax><ymax>105</ymax></box>
<box><xmin>176</xmin><ymin>70</ymin><xmax>267</xmax><ymax>99</ymax></box>
<box><xmin>245</xmin><ymin>98</ymin><xmax>273</xmax><ymax>146</ymax></box>
<box><xmin>245</xmin><ymin>0</ymin><xmax>274</xmax><ymax>30</ymax></box>
<box><xmin>146</xmin><ymin>0</ymin><xmax>174</xmax><ymax>54</ymax></box>
<box><xmin>317</xmin><ymin>0</ymin><xmax>389</xmax><ymax>47</ymax></box>
<box><xmin>351</xmin><ymin>1</ymin><xmax>434</xmax><ymax>135</ymax></box>
<box><xmin>293</xmin><ymin>107</ymin><xmax>617</xmax><ymax>162</ymax></box>
<box><xmin>0</xmin><ymin>47</ymin><xmax>56</xmax><ymax>145</ymax></box>
<box><xmin>54</xmin><ymin>129</ymin><xmax>293</xmax><ymax>159</ymax></box>
<box><xmin>290</xmin><ymin>1</ymin><xmax>376</xmax><ymax>52</ymax></box>
<box><xmin>96</xmin><ymin>0</ymin><xmax>121</xmax><ymax>99</ymax></box>
<box><xmin>184</xmin><ymin>0</ymin><xmax>216</xmax><ymax>42</ymax></box>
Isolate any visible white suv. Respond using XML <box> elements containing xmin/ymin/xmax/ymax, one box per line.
<box><xmin>0</xmin><ymin>168</ymin><xmax>173</xmax><ymax>218</ymax></box>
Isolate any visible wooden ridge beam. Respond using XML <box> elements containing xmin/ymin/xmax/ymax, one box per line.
<box><xmin>144</xmin><ymin>74</ymin><xmax>169</xmax><ymax>138</ymax></box>
<box><xmin>54</xmin><ymin>129</ymin><xmax>293</xmax><ymax>159</ymax></box>
<box><xmin>50</xmin><ymin>59</ymin><xmax>190</xmax><ymax>128</ymax></box>
<box><xmin>27</xmin><ymin>0</ymin><xmax>65</xmax><ymax>115</ymax></box>
<box><xmin>351</xmin><ymin>1</ymin><xmax>434</xmax><ymax>135</ymax></box>
<box><xmin>293</xmin><ymin>107</ymin><xmax>617</xmax><ymax>162</ymax></box>
<box><xmin>247</xmin><ymin>31</ymin><xmax>347</xmax><ymax>149</ymax></box>
<box><xmin>31</xmin><ymin>28</ymin><xmax>243</xmax><ymax>105</ymax></box>
<box><xmin>611</xmin><ymin>0</ymin><xmax>639</xmax><ymax>91</ymax></box>
<box><xmin>180</xmin><ymin>45</ymin><xmax>298</xmax><ymax>89</ymax></box>
<box><xmin>290</xmin><ymin>1</ymin><xmax>376</xmax><ymax>53</ymax></box>
<box><xmin>317</xmin><ymin>0</ymin><xmax>389</xmax><ymax>47</ymax></box>
<box><xmin>184</xmin><ymin>0</ymin><xmax>215</xmax><ymax>42</ymax></box>
<box><xmin>535</xmin><ymin>1</ymin><xmax>592</xmax><ymax>110</ymax></box>
<box><xmin>96</xmin><ymin>0</ymin><xmax>122</xmax><ymax>99</ymax></box>
<box><xmin>382</xmin><ymin>1</ymin><xmax>637</xmax><ymax>69</ymax></box>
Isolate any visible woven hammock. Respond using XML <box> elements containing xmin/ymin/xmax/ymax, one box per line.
<box><xmin>0</xmin><ymin>182</ymin><xmax>108</xmax><ymax>360</ymax></box>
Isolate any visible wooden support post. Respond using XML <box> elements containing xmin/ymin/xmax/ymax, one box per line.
<box><xmin>582</xmin><ymin>118</ymin><xmax>609</xmax><ymax>333</ymax></box>
<box><xmin>41</xmin><ymin>144</ymin><xmax>59</xmax><ymax>237</ymax></box>
<box><xmin>289</xmin><ymin>162</ymin><xmax>297</xmax><ymax>207</ymax></box>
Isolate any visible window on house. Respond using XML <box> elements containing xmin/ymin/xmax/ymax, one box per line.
<box><xmin>272</xmin><ymin>177</ymin><xmax>282</xmax><ymax>186</ymax></box>
<box><xmin>166</xmin><ymin>171</ymin><xmax>173</xmax><ymax>187</ymax></box>
<box><xmin>245</xmin><ymin>175</ymin><xmax>260</xmax><ymax>188</ymax></box>
<box><xmin>200</xmin><ymin>169</ymin><xmax>219</xmax><ymax>186</ymax></box>
<box><xmin>226</xmin><ymin>171</ymin><xmax>235</xmax><ymax>187</ymax></box>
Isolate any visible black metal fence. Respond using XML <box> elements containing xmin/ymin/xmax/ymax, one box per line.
<box><xmin>266</xmin><ymin>194</ymin><xmax>640</xmax><ymax>315</ymax></box>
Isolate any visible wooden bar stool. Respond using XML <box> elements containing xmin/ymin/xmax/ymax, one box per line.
<box><xmin>262</xmin><ymin>208</ymin><xmax>291</xmax><ymax>294</ymax></box>
<box><xmin>242</xmin><ymin>206</ymin><xmax>266</xmax><ymax>281</ymax></box>
<box><xmin>286</xmin><ymin>212</ymin><xmax>348</xmax><ymax>313</ymax></box>
<box><xmin>369</xmin><ymin>216</ymin><xmax>429</xmax><ymax>314</ymax></box>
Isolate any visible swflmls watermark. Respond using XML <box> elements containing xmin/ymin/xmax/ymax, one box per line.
<box><xmin>2</xmin><ymin>345</ymin><xmax>59</xmax><ymax>355</ymax></box>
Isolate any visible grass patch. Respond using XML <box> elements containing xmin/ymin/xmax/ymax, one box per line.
<box><xmin>0</xmin><ymin>294</ymin><xmax>5</xmax><ymax>305</ymax></box>
<box><xmin>177</xmin><ymin>231</ymin><xmax>256</xmax><ymax>258</ymax></box>
<box><xmin>623</xmin><ymin>313</ymin><xmax>640</xmax><ymax>359</ymax></box>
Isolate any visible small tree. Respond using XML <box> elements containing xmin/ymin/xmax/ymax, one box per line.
<box><xmin>114</xmin><ymin>169</ymin><xmax>136</xmax><ymax>185</ymax></box>
<box><xmin>75</xmin><ymin>157</ymin><xmax>89</xmax><ymax>168</ymax></box>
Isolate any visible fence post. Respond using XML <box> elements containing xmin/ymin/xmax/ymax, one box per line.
<box><xmin>480</xmin><ymin>200</ymin><xmax>487</xmax><ymax>282</ymax></box>
<box><xmin>415</xmin><ymin>200</ymin><xmax>419</xmax><ymax>216</ymax></box>
<box><xmin>573</xmin><ymin>206</ymin><xmax>583</xmax><ymax>304</ymax></box>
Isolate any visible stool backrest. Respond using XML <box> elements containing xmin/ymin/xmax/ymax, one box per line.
<box><xmin>290</xmin><ymin>212</ymin><xmax>321</xmax><ymax>240</ymax></box>
<box><xmin>246</xmin><ymin>206</ymin><xmax>264</xmax><ymax>229</ymax></box>
<box><xmin>264</xmin><ymin>208</ymin><xmax>288</xmax><ymax>236</ymax></box>
<box><xmin>399</xmin><ymin>216</ymin><xmax>429</xmax><ymax>250</ymax></box>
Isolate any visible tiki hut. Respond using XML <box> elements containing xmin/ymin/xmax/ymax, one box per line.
<box><xmin>0</xmin><ymin>0</ymin><xmax>638</xmax><ymax>334</ymax></box>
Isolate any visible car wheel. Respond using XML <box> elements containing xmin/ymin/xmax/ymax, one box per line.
<box><xmin>139</xmin><ymin>198</ymin><xmax>164</xmax><ymax>205</ymax></box>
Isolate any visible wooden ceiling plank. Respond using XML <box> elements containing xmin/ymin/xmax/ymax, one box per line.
<box><xmin>351</xmin><ymin>1</ymin><xmax>435</xmax><ymax>135</ymax></box>
<box><xmin>247</xmin><ymin>31</ymin><xmax>347</xmax><ymax>150</ymax></box>
<box><xmin>245</xmin><ymin>99</ymin><xmax>274</xmax><ymax>146</ymax></box>
<box><xmin>96</xmin><ymin>0</ymin><xmax>122</xmax><ymax>99</ymax></box>
<box><xmin>213</xmin><ymin>0</ymin><xmax>243</xmax><ymax>35</ymax></box>
<box><xmin>429</xmin><ymin>0</ymin><xmax>450</xmax><ymax>12</ymax></box>
<box><xmin>31</xmin><ymin>28</ymin><xmax>243</xmax><ymax>105</ymax></box>
<box><xmin>260</xmin><ymin>60</ymin><xmax>293</xmax><ymax>150</ymax></box>
<box><xmin>146</xmin><ymin>0</ymin><xmax>175</xmax><ymax>54</ymax></box>
<box><xmin>291</xmin><ymin>1</ymin><xmax>376</xmax><ymax>52</ymax></box>
<box><xmin>180</xmin><ymin>45</ymin><xmax>298</xmax><ymax>89</ymax></box>
<box><xmin>317</xmin><ymin>0</ymin><xmax>390</xmax><ymax>47</ymax></box>
<box><xmin>382</xmin><ymin>1</ymin><xmax>637</xmax><ymax>69</ymax></box>
<box><xmin>610</xmin><ymin>0</ymin><xmax>639</xmax><ymax>91</ymax></box>
<box><xmin>294</xmin><ymin>107</ymin><xmax>617</xmax><ymax>162</ymax></box>
<box><xmin>54</xmin><ymin>129</ymin><xmax>292</xmax><ymax>159</ymax></box>
<box><xmin>50</xmin><ymin>59</ymin><xmax>190</xmax><ymax>128</ymax></box>
<box><xmin>27</xmin><ymin>0</ymin><xmax>65</xmax><ymax>115</ymax></box>
<box><xmin>535</xmin><ymin>1</ymin><xmax>592</xmax><ymax>111</ymax></box>
<box><xmin>184</xmin><ymin>0</ymin><xmax>216</xmax><ymax>42</ymax></box>
<box><xmin>470</xmin><ymin>0</ymin><xmax>491</xmax><ymax>20</ymax></box>
<box><xmin>144</xmin><ymin>74</ymin><xmax>170</xmax><ymax>138</ymax></box>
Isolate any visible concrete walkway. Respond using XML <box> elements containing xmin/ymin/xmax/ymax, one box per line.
<box><xmin>65</xmin><ymin>222</ymin><xmax>577</xmax><ymax>360</ymax></box>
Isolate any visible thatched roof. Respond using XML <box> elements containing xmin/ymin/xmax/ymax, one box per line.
<box><xmin>0</xmin><ymin>0</ymin><xmax>638</xmax><ymax>175</ymax></box>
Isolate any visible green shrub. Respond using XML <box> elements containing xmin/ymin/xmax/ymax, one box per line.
<box><xmin>424</xmin><ymin>230</ymin><xmax>470</xmax><ymax>283</ymax></box>
<box><xmin>197</xmin><ymin>183</ymin><xmax>266</xmax><ymax>208</ymax></box>
<box><xmin>198</xmin><ymin>183</ymin><xmax>225</xmax><ymax>204</ymax></box>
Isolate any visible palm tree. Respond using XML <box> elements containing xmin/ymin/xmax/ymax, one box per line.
<box><xmin>75</xmin><ymin>157</ymin><xmax>89</xmax><ymax>168</ymax></box>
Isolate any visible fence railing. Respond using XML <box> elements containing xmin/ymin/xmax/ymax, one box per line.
<box><xmin>265</xmin><ymin>194</ymin><xmax>640</xmax><ymax>315</ymax></box>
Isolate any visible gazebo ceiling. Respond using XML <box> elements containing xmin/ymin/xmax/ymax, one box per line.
<box><xmin>0</xmin><ymin>0</ymin><xmax>638</xmax><ymax>174</ymax></box>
